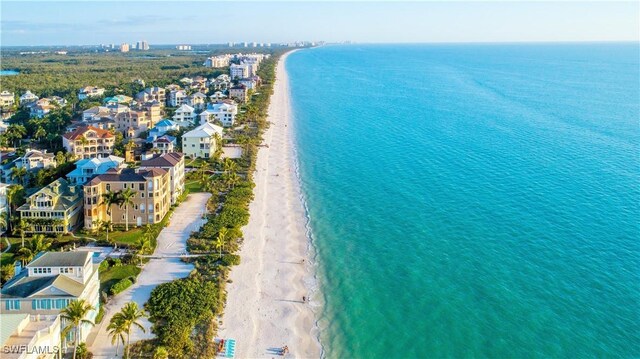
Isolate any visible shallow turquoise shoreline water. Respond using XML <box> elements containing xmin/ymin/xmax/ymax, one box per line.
<box><xmin>287</xmin><ymin>43</ymin><xmax>639</xmax><ymax>358</ymax></box>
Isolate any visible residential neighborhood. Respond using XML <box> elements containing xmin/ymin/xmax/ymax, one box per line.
<box><xmin>0</xmin><ymin>49</ymin><xmax>272</xmax><ymax>358</ymax></box>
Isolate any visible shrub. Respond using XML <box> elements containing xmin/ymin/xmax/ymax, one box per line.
<box><xmin>98</xmin><ymin>260</ymin><xmax>110</xmax><ymax>273</ymax></box>
<box><xmin>110</xmin><ymin>278</ymin><xmax>133</xmax><ymax>295</ymax></box>
<box><xmin>221</xmin><ymin>254</ymin><xmax>240</xmax><ymax>267</ymax></box>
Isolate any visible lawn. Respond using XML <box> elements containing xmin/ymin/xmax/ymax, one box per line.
<box><xmin>1</xmin><ymin>252</ymin><xmax>15</xmax><ymax>266</ymax></box>
<box><xmin>99</xmin><ymin>264</ymin><xmax>141</xmax><ymax>295</ymax></box>
<box><xmin>185</xmin><ymin>180</ymin><xmax>205</xmax><ymax>193</ymax></box>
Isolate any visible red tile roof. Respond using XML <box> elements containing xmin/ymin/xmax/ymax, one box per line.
<box><xmin>63</xmin><ymin>126</ymin><xmax>114</xmax><ymax>140</ymax></box>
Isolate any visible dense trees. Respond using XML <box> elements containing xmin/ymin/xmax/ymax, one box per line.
<box><xmin>146</xmin><ymin>277</ymin><xmax>219</xmax><ymax>358</ymax></box>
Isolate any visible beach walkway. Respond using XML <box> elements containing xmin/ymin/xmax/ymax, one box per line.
<box><xmin>87</xmin><ymin>192</ymin><xmax>210</xmax><ymax>358</ymax></box>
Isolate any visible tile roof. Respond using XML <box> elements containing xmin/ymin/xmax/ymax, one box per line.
<box><xmin>63</xmin><ymin>126</ymin><xmax>114</xmax><ymax>140</ymax></box>
<box><xmin>140</xmin><ymin>152</ymin><xmax>183</xmax><ymax>167</ymax></box>
<box><xmin>86</xmin><ymin>167</ymin><xmax>167</xmax><ymax>186</ymax></box>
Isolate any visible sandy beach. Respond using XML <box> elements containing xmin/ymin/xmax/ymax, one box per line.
<box><xmin>218</xmin><ymin>51</ymin><xmax>321</xmax><ymax>358</ymax></box>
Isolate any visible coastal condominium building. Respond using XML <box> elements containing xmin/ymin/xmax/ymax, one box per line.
<box><xmin>230</xmin><ymin>64</ymin><xmax>250</xmax><ymax>79</ymax></box>
<box><xmin>1</xmin><ymin>251</ymin><xmax>100</xmax><ymax>344</ymax></box>
<box><xmin>204</xmin><ymin>55</ymin><xmax>231</xmax><ymax>68</ymax></box>
<box><xmin>83</xmin><ymin>167</ymin><xmax>171</xmax><ymax>230</ymax></box>
<box><xmin>181</xmin><ymin>122</ymin><xmax>223</xmax><ymax>159</ymax></box>
<box><xmin>139</xmin><ymin>152</ymin><xmax>185</xmax><ymax>205</ymax></box>
<box><xmin>17</xmin><ymin>178</ymin><xmax>83</xmax><ymax>234</ymax></box>
<box><xmin>62</xmin><ymin>126</ymin><xmax>115</xmax><ymax>159</ymax></box>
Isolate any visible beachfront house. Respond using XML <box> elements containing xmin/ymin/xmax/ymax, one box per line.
<box><xmin>1</xmin><ymin>251</ymin><xmax>100</xmax><ymax>344</ymax></box>
<box><xmin>168</xmin><ymin>90</ymin><xmax>187</xmax><ymax>107</ymax></box>
<box><xmin>181</xmin><ymin>122</ymin><xmax>223</xmax><ymax>159</ymax></box>
<box><xmin>17</xmin><ymin>178</ymin><xmax>83</xmax><ymax>234</ymax></box>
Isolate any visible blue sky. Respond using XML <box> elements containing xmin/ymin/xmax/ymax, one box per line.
<box><xmin>1</xmin><ymin>1</ymin><xmax>638</xmax><ymax>46</ymax></box>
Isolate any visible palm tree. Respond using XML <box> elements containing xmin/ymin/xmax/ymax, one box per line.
<box><xmin>13</xmin><ymin>218</ymin><xmax>29</xmax><ymax>248</ymax></box>
<box><xmin>223</xmin><ymin>172</ymin><xmax>240</xmax><ymax>189</ymax></box>
<box><xmin>222</xmin><ymin>158</ymin><xmax>237</xmax><ymax>174</ymax></box>
<box><xmin>118</xmin><ymin>189</ymin><xmax>136</xmax><ymax>231</ymax></box>
<box><xmin>6</xmin><ymin>124</ymin><xmax>26</xmax><ymax>148</ymax></box>
<box><xmin>119</xmin><ymin>302</ymin><xmax>146</xmax><ymax>359</ymax></box>
<box><xmin>107</xmin><ymin>314</ymin><xmax>127</xmax><ymax>357</ymax></box>
<box><xmin>101</xmin><ymin>220</ymin><xmax>113</xmax><ymax>247</ymax></box>
<box><xmin>0</xmin><ymin>212</ymin><xmax>7</xmax><ymax>233</ymax></box>
<box><xmin>10</xmin><ymin>166</ymin><xmax>28</xmax><ymax>187</ymax></box>
<box><xmin>102</xmin><ymin>191</ymin><xmax>121</xmax><ymax>244</ymax></box>
<box><xmin>216</xmin><ymin>227</ymin><xmax>228</xmax><ymax>257</ymax></box>
<box><xmin>34</xmin><ymin>126</ymin><xmax>46</xmax><ymax>142</ymax></box>
<box><xmin>134</xmin><ymin>236</ymin><xmax>151</xmax><ymax>266</ymax></box>
<box><xmin>60</xmin><ymin>299</ymin><xmax>95</xmax><ymax>359</ymax></box>
<box><xmin>6</xmin><ymin>184</ymin><xmax>24</xmax><ymax>232</ymax></box>
<box><xmin>17</xmin><ymin>234</ymin><xmax>51</xmax><ymax>265</ymax></box>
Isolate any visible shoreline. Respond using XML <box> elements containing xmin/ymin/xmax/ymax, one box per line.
<box><xmin>218</xmin><ymin>51</ymin><xmax>322</xmax><ymax>358</ymax></box>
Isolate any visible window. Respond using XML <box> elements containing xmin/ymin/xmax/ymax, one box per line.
<box><xmin>139</xmin><ymin>183</ymin><xmax>144</xmax><ymax>190</ymax></box>
<box><xmin>5</xmin><ymin>300</ymin><xmax>20</xmax><ymax>310</ymax></box>
<box><xmin>123</xmin><ymin>183</ymin><xmax>127</xmax><ymax>189</ymax></box>
<box><xmin>106</xmin><ymin>184</ymin><xmax>111</xmax><ymax>191</ymax></box>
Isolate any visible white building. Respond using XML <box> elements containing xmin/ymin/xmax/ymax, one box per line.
<box><xmin>200</xmin><ymin>101</ymin><xmax>238</xmax><ymax>127</ymax></box>
<box><xmin>1</xmin><ymin>314</ymin><xmax>61</xmax><ymax>359</ymax></box>
<box><xmin>204</xmin><ymin>55</ymin><xmax>231</xmax><ymax>68</ymax></box>
<box><xmin>78</xmin><ymin>86</ymin><xmax>105</xmax><ymax>100</ymax></box>
<box><xmin>0</xmin><ymin>90</ymin><xmax>15</xmax><ymax>108</ymax></box>
<box><xmin>230</xmin><ymin>64</ymin><xmax>249</xmax><ymax>80</ymax></box>
<box><xmin>168</xmin><ymin>90</ymin><xmax>187</xmax><ymax>107</ymax></box>
<box><xmin>1</xmin><ymin>251</ymin><xmax>101</xmax><ymax>344</ymax></box>
<box><xmin>181</xmin><ymin>122</ymin><xmax>223</xmax><ymax>159</ymax></box>
<box><xmin>14</xmin><ymin>149</ymin><xmax>57</xmax><ymax>172</ymax></box>
<box><xmin>186</xmin><ymin>92</ymin><xmax>207</xmax><ymax>111</ymax></box>
<box><xmin>19</xmin><ymin>91</ymin><xmax>39</xmax><ymax>107</ymax></box>
<box><xmin>172</xmin><ymin>104</ymin><xmax>196</xmax><ymax>123</ymax></box>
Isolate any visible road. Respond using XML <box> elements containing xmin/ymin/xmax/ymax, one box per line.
<box><xmin>87</xmin><ymin>192</ymin><xmax>211</xmax><ymax>358</ymax></box>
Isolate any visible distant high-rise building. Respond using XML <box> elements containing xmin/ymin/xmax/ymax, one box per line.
<box><xmin>243</xmin><ymin>42</ymin><xmax>248</xmax><ymax>48</ymax></box>
<box><xmin>252</xmin><ymin>42</ymin><xmax>257</xmax><ymax>48</ymax></box>
<box><xmin>120</xmin><ymin>43</ymin><xmax>130</xmax><ymax>52</ymax></box>
<box><xmin>136</xmin><ymin>41</ymin><xmax>142</xmax><ymax>50</ymax></box>
<box><xmin>228</xmin><ymin>42</ymin><xmax>234</xmax><ymax>47</ymax></box>
<box><xmin>141</xmin><ymin>40</ymin><xmax>149</xmax><ymax>50</ymax></box>
<box><xmin>176</xmin><ymin>45</ymin><xmax>192</xmax><ymax>51</ymax></box>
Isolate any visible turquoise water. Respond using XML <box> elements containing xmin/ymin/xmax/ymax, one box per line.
<box><xmin>287</xmin><ymin>44</ymin><xmax>640</xmax><ymax>358</ymax></box>
<box><xmin>0</xmin><ymin>70</ymin><xmax>19</xmax><ymax>76</ymax></box>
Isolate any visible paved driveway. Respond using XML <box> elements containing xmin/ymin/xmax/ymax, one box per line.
<box><xmin>88</xmin><ymin>192</ymin><xmax>211</xmax><ymax>358</ymax></box>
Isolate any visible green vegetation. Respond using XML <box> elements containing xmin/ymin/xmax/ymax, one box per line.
<box><xmin>110</xmin><ymin>277</ymin><xmax>134</xmax><ymax>295</ymax></box>
<box><xmin>142</xmin><ymin>53</ymin><xmax>282</xmax><ymax>357</ymax></box>
<box><xmin>99</xmin><ymin>262</ymin><xmax>141</xmax><ymax>296</ymax></box>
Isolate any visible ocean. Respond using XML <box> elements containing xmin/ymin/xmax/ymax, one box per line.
<box><xmin>286</xmin><ymin>43</ymin><xmax>640</xmax><ymax>358</ymax></box>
